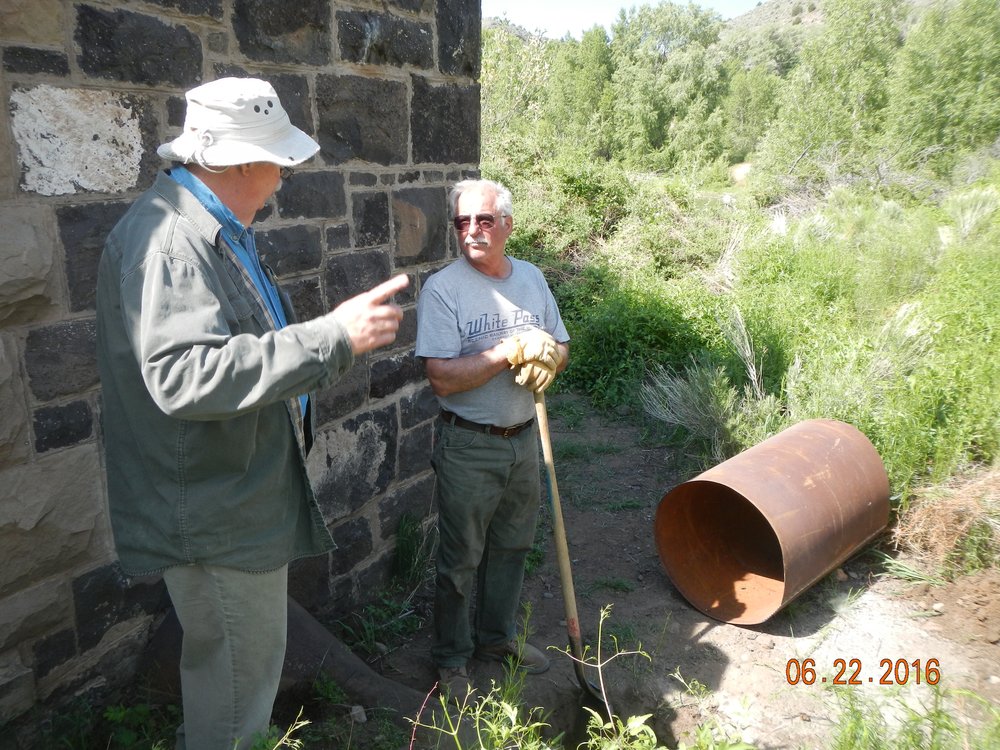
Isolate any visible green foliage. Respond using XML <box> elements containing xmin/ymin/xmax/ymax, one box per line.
<box><xmin>721</xmin><ymin>67</ymin><xmax>782</xmax><ymax>162</ymax></box>
<box><xmin>411</xmin><ymin>681</ymin><xmax>553</xmax><ymax>750</ymax></box>
<box><xmin>556</xmin><ymin>161</ymin><xmax>633</xmax><ymax>239</ymax></box>
<box><xmin>312</xmin><ymin>673</ymin><xmax>348</xmax><ymax>705</ymax></box>
<box><xmin>885</xmin><ymin>0</ymin><xmax>1000</xmax><ymax>174</ymax></box>
<box><xmin>335</xmin><ymin>512</ymin><xmax>434</xmax><ymax>657</ymax></box>
<box><xmin>579</xmin><ymin>711</ymin><xmax>667</xmax><ymax>750</ymax></box>
<box><xmin>392</xmin><ymin>512</ymin><xmax>434</xmax><ymax>590</ymax></box>
<box><xmin>950</xmin><ymin>519</ymin><xmax>1000</xmax><ymax>577</ymax></box>
<box><xmin>481</xmin><ymin>0</ymin><xmax>999</xmax><ymax>565</ymax></box>
<box><xmin>546</xmin><ymin>396</ymin><xmax>586</xmax><ymax>428</ymax></box>
<box><xmin>608</xmin><ymin>2</ymin><xmax>727</xmax><ymax>169</ymax></box>
<box><xmin>40</xmin><ymin>696</ymin><xmax>177</xmax><ymax>750</ymax></box>
<box><xmin>903</xmin><ymin>228</ymin><xmax>1000</xmax><ymax>483</ymax></box>
<box><xmin>604</xmin><ymin>620</ymin><xmax>638</xmax><ymax>647</ymax></box>
<box><xmin>552</xmin><ymin>440</ymin><xmax>613</xmax><ymax>462</ymax></box>
<box><xmin>335</xmin><ymin>591</ymin><xmax>424</xmax><ymax>657</ymax></box>
<box><xmin>480</xmin><ymin>24</ymin><xmax>554</xmax><ymax>177</ymax></box>
<box><xmin>246</xmin><ymin>710</ymin><xmax>310</xmax><ymax>750</ymax></box>
<box><xmin>830</xmin><ymin>685</ymin><xmax>1000</xmax><ymax>749</ymax></box>
<box><xmin>675</xmin><ymin>723</ymin><xmax>756</xmax><ymax>750</ymax></box>
<box><xmin>641</xmin><ymin>357</ymin><xmax>743</xmax><ymax>463</ymax></box>
<box><xmin>560</xmin><ymin>276</ymin><xmax>713</xmax><ymax>409</ymax></box>
<box><xmin>874</xmin><ymin>551</ymin><xmax>948</xmax><ymax>586</ymax></box>
<box><xmin>589</xmin><ymin>577</ymin><xmax>637</xmax><ymax>594</ymax></box>
<box><xmin>42</xmin><ymin>698</ymin><xmax>98</xmax><ymax>749</ymax></box>
<box><xmin>102</xmin><ymin>703</ymin><xmax>178</xmax><ymax>749</ymax></box>
<box><xmin>524</xmin><ymin>513</ymin><xmax>549</xmax><ymax>576</ymax></box>
<box><xmin>627</xmin><ymin>175</ymin><xmax>999</xmax><ymax>497</ymax></box>
<box><xmin>718</xmin><ymin>26</ymin><xmax>801</xmax><ymax>77</ymax></box>
<box><xmin>607</xmin><ymin>500</ymin><xmax>645</xmax><ymax>512</ymax></box>
<box><xmin>541</xmin><ymin>28</ymin><xmax>616</xmax><ymax>160</ymax></box>
<box><xmin>754</xmin><ymin>0</ymin><xmax>904</xmax><ymax>187</ymax></box>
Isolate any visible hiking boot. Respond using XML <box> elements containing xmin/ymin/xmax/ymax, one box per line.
<box><xmin>437</xmin><ymin>665</ymin><xmax>472</xmax><ymax>697</ymax></box>
<box><xmin>475</xmin><ymin>639</ymin><xmax>550</xmax><ymax>674</ymax></box>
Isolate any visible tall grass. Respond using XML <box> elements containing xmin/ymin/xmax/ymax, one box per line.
<box><xmin>515</xmin><ymin>161</ymin><xmax>999</xmax><ymax>503</ymax></box>
<box><xmin>829</xmin><ymin>686</ymin><xmax>1000</xmax><ymax>750</ymax></box>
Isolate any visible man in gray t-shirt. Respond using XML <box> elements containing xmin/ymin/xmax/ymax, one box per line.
<box><xmin>415</xmin><ymin>178</ymin><xmax>569</xmax><ymax>697</ymax></box>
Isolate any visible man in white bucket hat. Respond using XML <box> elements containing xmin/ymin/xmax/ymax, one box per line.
<box><xmin>96</xmin><ymin>77</ymin><xmax>408</xmax><ymax>749</ymax></box>
<box><xmin>157</xmin><ymin>77</ymin><xmax>319</xmax><ymax>169</ymax></box>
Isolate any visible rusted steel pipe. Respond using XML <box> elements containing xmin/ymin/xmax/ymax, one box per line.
<box><xmin>654</xmin><ymin>419</ymin><xmax>890</xmax><ymax>625</ymax></box>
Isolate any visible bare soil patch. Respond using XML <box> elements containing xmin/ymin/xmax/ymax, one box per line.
<box><xmin>373</xmin><ymin>393</ymin><xmax>1000</xmax><ymax>748</ymax></box>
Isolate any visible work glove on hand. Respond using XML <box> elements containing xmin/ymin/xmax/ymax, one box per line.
<box><xmin>501</xmin><ymin>329</ymin><xmax>559</xmax><ymax>370</ymax></box>
<box><xmin>514</xmin><ymin>360</ymin><xmax>557</xmax><ymax>393</ymax></box>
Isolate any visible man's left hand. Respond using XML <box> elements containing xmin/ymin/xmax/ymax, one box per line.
<box><xmin>502</xmin><ymin>329</ymin><xmax>559</xmax><ymax>370</ymax></box>
<box><xmin>514</xmin><ymin>360</ymin><xmax>556</xmax><ymax>393</ymax></box>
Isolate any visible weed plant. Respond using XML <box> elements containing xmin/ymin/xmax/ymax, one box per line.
<box><xmin>336</xmin><ymin>591</ymin><xmax>425</xmax><ymax>658</ymax></box>
<box><xmin>407</xmin><ymin>606</ymin><xmax>708</xmax><ymax>750</ymax></box>
<box><xmin>829</xmin><ymin>685</ymin><xmax>1000</xmax><ymax>750</ymax></box>
<box><xmin>546</xmin><ymin>396</ymin><xmax>587</xmax><ymax>429</ymax></box>
<box><xmin>589</xmin><ymin>577</ymin><xmax>637</xmax><ymax>595</ymax></box>
<box><xmin>34</xmin><ymin>693</ymin><xmax>178</xmax><ymax>750</ymax></box>
<box><xmin>393</xmin><ymin>512</ymin><xmax>437</xmax><ymax>591</ymax></box>
<box><xmin>335</xmin><ymin>512</ymin><xmax>434</xmax><ymax>657</ymax></box>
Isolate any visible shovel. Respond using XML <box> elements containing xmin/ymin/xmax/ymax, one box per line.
<box><xmin>533</xmin><ymin>391</ymin><xmax>613</xmax><ymax>720</ymax></box>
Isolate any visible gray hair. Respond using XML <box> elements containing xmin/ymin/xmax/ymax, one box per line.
<box><xmin>449</xmin><ymin>179</ymin><xmax>513</xmax><ymax>217</ymax></box>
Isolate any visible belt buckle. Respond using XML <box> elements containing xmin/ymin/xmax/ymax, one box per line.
<box><xmin>500</xmin><ymin>426</ymin><xmax>514</xmax><ymax>438</ymax></box>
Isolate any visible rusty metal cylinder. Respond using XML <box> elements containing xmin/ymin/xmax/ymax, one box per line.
<box><xmin>654</xmin><ymin>419</ymin><xmax>890</xmax><ymax>625</ymax></box>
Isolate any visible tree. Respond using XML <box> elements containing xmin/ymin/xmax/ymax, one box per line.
<box><xmin>721</xmin><ymin>66</ymin><xmax>782</xmax><ymax>162</ymax></box>
<box><xmin>540</xmin><ymin>27</ymin><xmax>616</xmax><ymax>160</ymax></box>
<box><xmin>607</xmin><ymin>2</ymin><xmax>725</xmax><ymax>168</ymax></box>
<box><xmin>755</xmin><ymin>0</ymin><xmax>904</xmax><ymax>183</ymax></box>
<box><xmin>885</xmin><ymin>0</ymin><xmax>1000</xmax><ymax>173</ymax></box>
<box><xmin>718</xmin><ymin>25</ymin><xmax>801</xmax><ymax>77</ymax></box>
<box><xmin>480</xmin><ymin>23</ymin><xmax>554</xmax><ymax>177</ymax></box>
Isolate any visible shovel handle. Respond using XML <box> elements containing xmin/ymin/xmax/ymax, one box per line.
<box><xmin>534</xmin><ymin>392</ymin><xmax>613</xmax><ymax>717</ymax></box>
<box><xmin>534</xmin><ymin>392</ymin><xmax>583</xmax><ymax>647</ymax></box>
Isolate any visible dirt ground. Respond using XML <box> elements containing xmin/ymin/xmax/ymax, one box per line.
<box><xmin>368</xmin><ymin>393</ymin><xmax>1000</xmax><ymax>749</ymax></box>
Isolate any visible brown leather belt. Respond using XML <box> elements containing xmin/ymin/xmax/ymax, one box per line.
<box><xmin>440</xmin><ymin>409</ymin><xmax>535</xmax><ymax>438</ymax></box>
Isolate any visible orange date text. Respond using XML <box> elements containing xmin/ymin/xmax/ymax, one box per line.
<box><xmin>785</xmin><ymin>658</ymin><xmax>940</xmax><ymax>686</ymax></box>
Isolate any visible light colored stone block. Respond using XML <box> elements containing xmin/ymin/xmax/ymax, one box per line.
<box><xmin>308</xmin><ymin>422</ymin><xmax>389</xmax><ymax>490</ymax></box>
<box><xmin>35</xmin><ymin>617</ymin><xmax>153</xmax><ymax>703</ymax></box>
<box><xmin>0</xmin><ymin>578</ymin><xmax>72</xmax><ymax>653</ymax></box>
<box><xmin>0</xmin><ymin>651</ymin><xmax>35</xmax><ymax>723</ymax></box>
<box><xmin>0</xmin><ymin>334</ymin><xmax>31</xmax><ymax>466</ymax></box>
<box><xmin>0</xmin><ymin>0</ymin><xmax>64</xmax><ymax>46</ymax></box>
<box><xmin>10</xmin><ymin>85</ymin><xmax>145</xmax><ymax>196</ymax></box>
<box><xmin>0</xmin><ymin>445</ymin><xmax>109</xmax><ymax>592</ymax></box>
<box><xmin>0</xmin><ymin>206</ymin><xmax>59</xmax><ymax>325</ymax></box>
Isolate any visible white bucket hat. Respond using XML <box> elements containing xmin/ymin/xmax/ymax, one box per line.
<box><xmin>157</xmin><ymin>77</ymin><xmax>319</xmax><ymax>168</ymax></box>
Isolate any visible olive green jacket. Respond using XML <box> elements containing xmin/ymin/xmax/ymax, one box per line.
<box><xmin>96</xmin><ymin>171</ymin><xmax>352</xmax><ymax>576</ymax></box>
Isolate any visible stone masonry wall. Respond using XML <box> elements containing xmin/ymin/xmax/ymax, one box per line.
<box><xmin>0</xmin><ymin>0</ymin><xmax>479</xmax><ymax>727</ymax></box>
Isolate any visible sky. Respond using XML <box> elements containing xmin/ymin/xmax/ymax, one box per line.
<box><xmin>481</xmin><ymin>0</ymin><xmax>764</xmax><ymax>40</ymax></box>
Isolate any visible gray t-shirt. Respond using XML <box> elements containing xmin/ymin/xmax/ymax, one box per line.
<box><xmin>415</xmin><ymin>255</ymin><xmax>569</xmax><ymax>426</ymax></box>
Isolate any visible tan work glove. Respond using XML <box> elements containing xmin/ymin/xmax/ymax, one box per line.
<box><xmin>514</xmin><ymin>360</ymin><xmax>556</xmax><ymax>393</ymax></box>
<box><xmin>501</xmin><ymin>328</ymin><xmax>559</xmax><ymax>370</ymax></box>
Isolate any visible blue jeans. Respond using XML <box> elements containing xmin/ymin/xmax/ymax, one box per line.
<box><xmin>163</xmin><ymin>564</ymin><xmax>288</xmax><ymax>750</ymax></box>
<box><xmin>431</xmin><ymin>420</ymin><xmax>540</xmax><ymax>668</ymax></box>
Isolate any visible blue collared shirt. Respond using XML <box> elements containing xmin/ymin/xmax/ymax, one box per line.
<box><xmin>168</xmin><ymin>166</ymin><xmax>308</xmax><ymax>417</ymax></box>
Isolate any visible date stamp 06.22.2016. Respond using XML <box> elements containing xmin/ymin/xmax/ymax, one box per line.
<box><xmin>785</xmin><ymin>658</ymin><xmax>941</xmax><ymax>686</ymax></box>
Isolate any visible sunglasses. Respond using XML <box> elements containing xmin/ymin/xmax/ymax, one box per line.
<box><xmin>453</xmin><ymin>213</ymin><xmax>500</xmax><ymax>231</ymax></box>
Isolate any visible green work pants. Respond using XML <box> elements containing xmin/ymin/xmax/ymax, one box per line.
<box><xmin>163</xmin><ymin>563</ymin><xmax>288</xmax><ymax>750</ymax></box>
<box><xmin>430</xmin><ymin>420</ymin><xmax>540</xmax><ymax>668</ymax></box>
